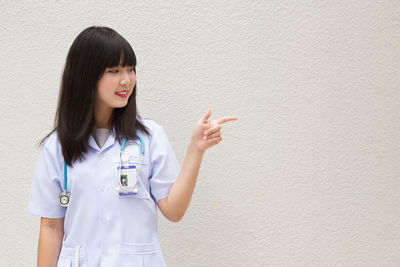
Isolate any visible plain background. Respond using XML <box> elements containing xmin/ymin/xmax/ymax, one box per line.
<box><xmin>1</xmin><ymin>1</ymin><xmax>399</xmax><ymax>266</ymax></box>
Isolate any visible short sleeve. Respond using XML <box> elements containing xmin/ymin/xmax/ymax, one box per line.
<box><xmin>148</xmin><ymin>124</ymin><xmax>181</xmax><ymax>204</ymax></box>
<box><xmin>27</xmin><ymin>134</ymin><xmax>66</xmax><ymax>218</ymax></box>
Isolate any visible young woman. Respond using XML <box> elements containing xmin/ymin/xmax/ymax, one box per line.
<box><xmin>27</xmin><ymin>26</ymin><xmax>237</xmax><ymax>267</ymax></box>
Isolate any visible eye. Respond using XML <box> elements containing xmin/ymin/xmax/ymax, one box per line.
<box><xmin>108</xmin><ymin>69</ymin><xmax>119</xmax><ymax>73</ymax></box>
<box><xmin>128</xmin><ymin>67</ymin><xmax>135</xmax><ymax>72</ymax></box>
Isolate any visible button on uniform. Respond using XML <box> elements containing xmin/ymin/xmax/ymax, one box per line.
<box><xmin>96</xmin><ymin>185</ymin><xmax>106</xmax><ymax>192</ymax></box>
<box><xmin>102</xmin><ymin>249</ymin><xmax>111</xmax><ymax>256</ymax></box>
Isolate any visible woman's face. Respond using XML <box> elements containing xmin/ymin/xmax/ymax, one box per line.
<box><xmin>95</xmin><ymin>63</ymin><xmax>136</xmax><ymax>111</ymax></box>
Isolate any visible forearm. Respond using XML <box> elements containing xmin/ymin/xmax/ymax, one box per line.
<box><xmin>38</xmin><ymin>222</ymin><xmax>64</xmax><ymax>267</ymax></box>
<box><xmin>163</xmin><ymin>140</ymin><xmax>204</xmax><ymax>221</ymax></box>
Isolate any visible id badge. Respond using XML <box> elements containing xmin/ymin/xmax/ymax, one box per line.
<box><xmin>118</xmin><ymin>164</ymin><xmax>138</xmax><ymax>195</ymax></box>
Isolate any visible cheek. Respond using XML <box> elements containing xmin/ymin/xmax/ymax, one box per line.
<box><xmin>97</xmin><ymin>76</ymin><xmax>118</xmax><ymax>94</ymax></box>
<box><xmin>131</xmin><ymin>74</ymin><xmax>136</xmax><ymax>86</ymax></box>
<box><xmin>98</xmin><ymin>75</ymin><xmax>116</xmax><ymax>88</ymax></box>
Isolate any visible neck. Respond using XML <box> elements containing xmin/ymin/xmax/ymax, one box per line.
<box><xmin>94</xmin><ymin>105</ymin><xmax>113</xmax><ymax>129</ymax></box>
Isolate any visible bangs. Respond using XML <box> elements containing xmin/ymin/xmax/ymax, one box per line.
<box><xmin>102</xmin><ymin>35</ymin><xmax>137</xmax><ymax>68</ymax></box>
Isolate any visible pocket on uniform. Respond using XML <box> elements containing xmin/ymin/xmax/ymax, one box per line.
<box><xmin>120</xmin><ymin>241</ymin><xmax>158</xmax><ymax>254</ymax></box>
<box><xmin>119</xmin><ymin>242</ymin><xmax>164</xmax><ymax>267</ymax></box>
<box><xmin>115</xmin><ymin>156</ymin><xmax>151</xmax><ymax>199</ymax></box>
<box><xmin>57</xmin><ymin>245</ymin><xmax>88</xmax><ymax>267</ymax></box>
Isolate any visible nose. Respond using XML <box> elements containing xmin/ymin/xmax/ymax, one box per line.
<box><xmin>120</xmin><ymin>70</ymin><xmax>135</xmax><ymax>87</ymax></box>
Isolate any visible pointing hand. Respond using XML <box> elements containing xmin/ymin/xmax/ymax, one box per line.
<box><xmin>191</xmin><ymin>108</ymin><xmax>238</xmax><ymax>152</ymax></box>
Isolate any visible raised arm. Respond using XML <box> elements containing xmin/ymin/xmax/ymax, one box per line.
<box><xmin>158</xmin><ymin>109</ymin><xmax>238</xmax><ymax>222</ymax></box>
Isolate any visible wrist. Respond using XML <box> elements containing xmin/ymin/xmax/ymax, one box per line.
<box><xmin>188</xmin><ymin>140</ymin><xmax>205</xmax><ymax>155</ymax></box>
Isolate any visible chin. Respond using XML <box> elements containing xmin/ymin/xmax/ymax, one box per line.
<box><xmin>114</xmin><ymin>102</ymin><xmax>129</xmax><ymax>109</ymax></box>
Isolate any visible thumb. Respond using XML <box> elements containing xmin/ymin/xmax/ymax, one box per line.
<box><xmin>201</xmin><ymin>108</ymin><xmax>211</xmax><ymax>123</ymax></box>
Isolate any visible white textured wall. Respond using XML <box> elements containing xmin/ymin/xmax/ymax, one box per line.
<box><xmin>1</xmin><ymin>1</ymin><xmax>399</xmax><ymax>266</ymax></box>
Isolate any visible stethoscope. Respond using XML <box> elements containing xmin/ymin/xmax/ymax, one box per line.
<box><xmin>58</xmin><ymin>135</ymin><xmax>144</xmax><ymax>207</ymax></box>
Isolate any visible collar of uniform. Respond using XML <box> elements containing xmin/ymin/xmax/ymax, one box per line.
<box><xmin>88</xmin><ymin>127</ymin><xmax>116</xmax><ymax>152</ymax></box>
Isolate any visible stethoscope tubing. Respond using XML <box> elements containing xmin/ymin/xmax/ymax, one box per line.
<box><xmin>60</xmin><ymin>135</ymin><xmax>144</xmax><ymax>205</ymax></box>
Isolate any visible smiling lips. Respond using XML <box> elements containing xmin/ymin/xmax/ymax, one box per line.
<box><xmin>116</xmin><ymin>90</ymin><xmax>128</xmax><ymax>98</ymax></box>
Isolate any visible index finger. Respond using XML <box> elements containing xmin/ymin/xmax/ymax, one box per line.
<box><xmin>215</xmin><ymin>116</ymin><xmax>238</xmax><ymax>124</ymax></box>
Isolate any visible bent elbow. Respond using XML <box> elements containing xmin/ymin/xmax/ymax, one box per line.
<box><xmin>168</xmin><ymin>213</ymin><xmax>184</xmax><ymax>223</ymax></box>
<box><xmin>157</xmin><ymin>197</ymin><xmax>185</xmax><ymax>222</ymax></box>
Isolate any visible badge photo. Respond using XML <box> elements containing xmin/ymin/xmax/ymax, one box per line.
<box><xmin>118</xmin><ymin>164</ymin><xmax>138</xmax><ymax>195</ymax></box>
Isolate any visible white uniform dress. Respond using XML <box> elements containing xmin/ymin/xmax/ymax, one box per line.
<box><xmin>27</xmin><ymin>119</ymin><xmax>181</xmax><ymax>267</ymax></box>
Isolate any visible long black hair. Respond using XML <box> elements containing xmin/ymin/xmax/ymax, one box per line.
<box><xmin>39</xmin><ymin>26</ymin><xmax>151</xmax><ymax>167</ymax></box>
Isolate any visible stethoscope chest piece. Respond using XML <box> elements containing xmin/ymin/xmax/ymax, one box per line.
<box><xmin>58</xmin><ymin>191</ymin><xmax>71</xmax><ymax>207</ymax></box>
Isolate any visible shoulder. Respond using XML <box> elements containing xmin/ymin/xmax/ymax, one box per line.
<box><xmin>137</xmin><ymin>118</ymin><xmax>174</xmax><ymax>148</ymax></box>
<box><xmin>42</xmin><ymin>130</ymin><xmax>60</xmax><ymax>148</ymax></box>
<box><xmin>138</xmin><ymin>117</ymin><xmax>164</xmax><ymax>135</ymax></box>
<box><xmin>40</xmin><ymin>130</ymin><xmax>63</xmax><ymax>160</ymax></box>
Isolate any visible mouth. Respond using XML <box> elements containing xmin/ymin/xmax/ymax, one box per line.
<box><xmin>116</xmin><ymin>90</ymin><xmax>129</xmax><ymax>98</ymax></box>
